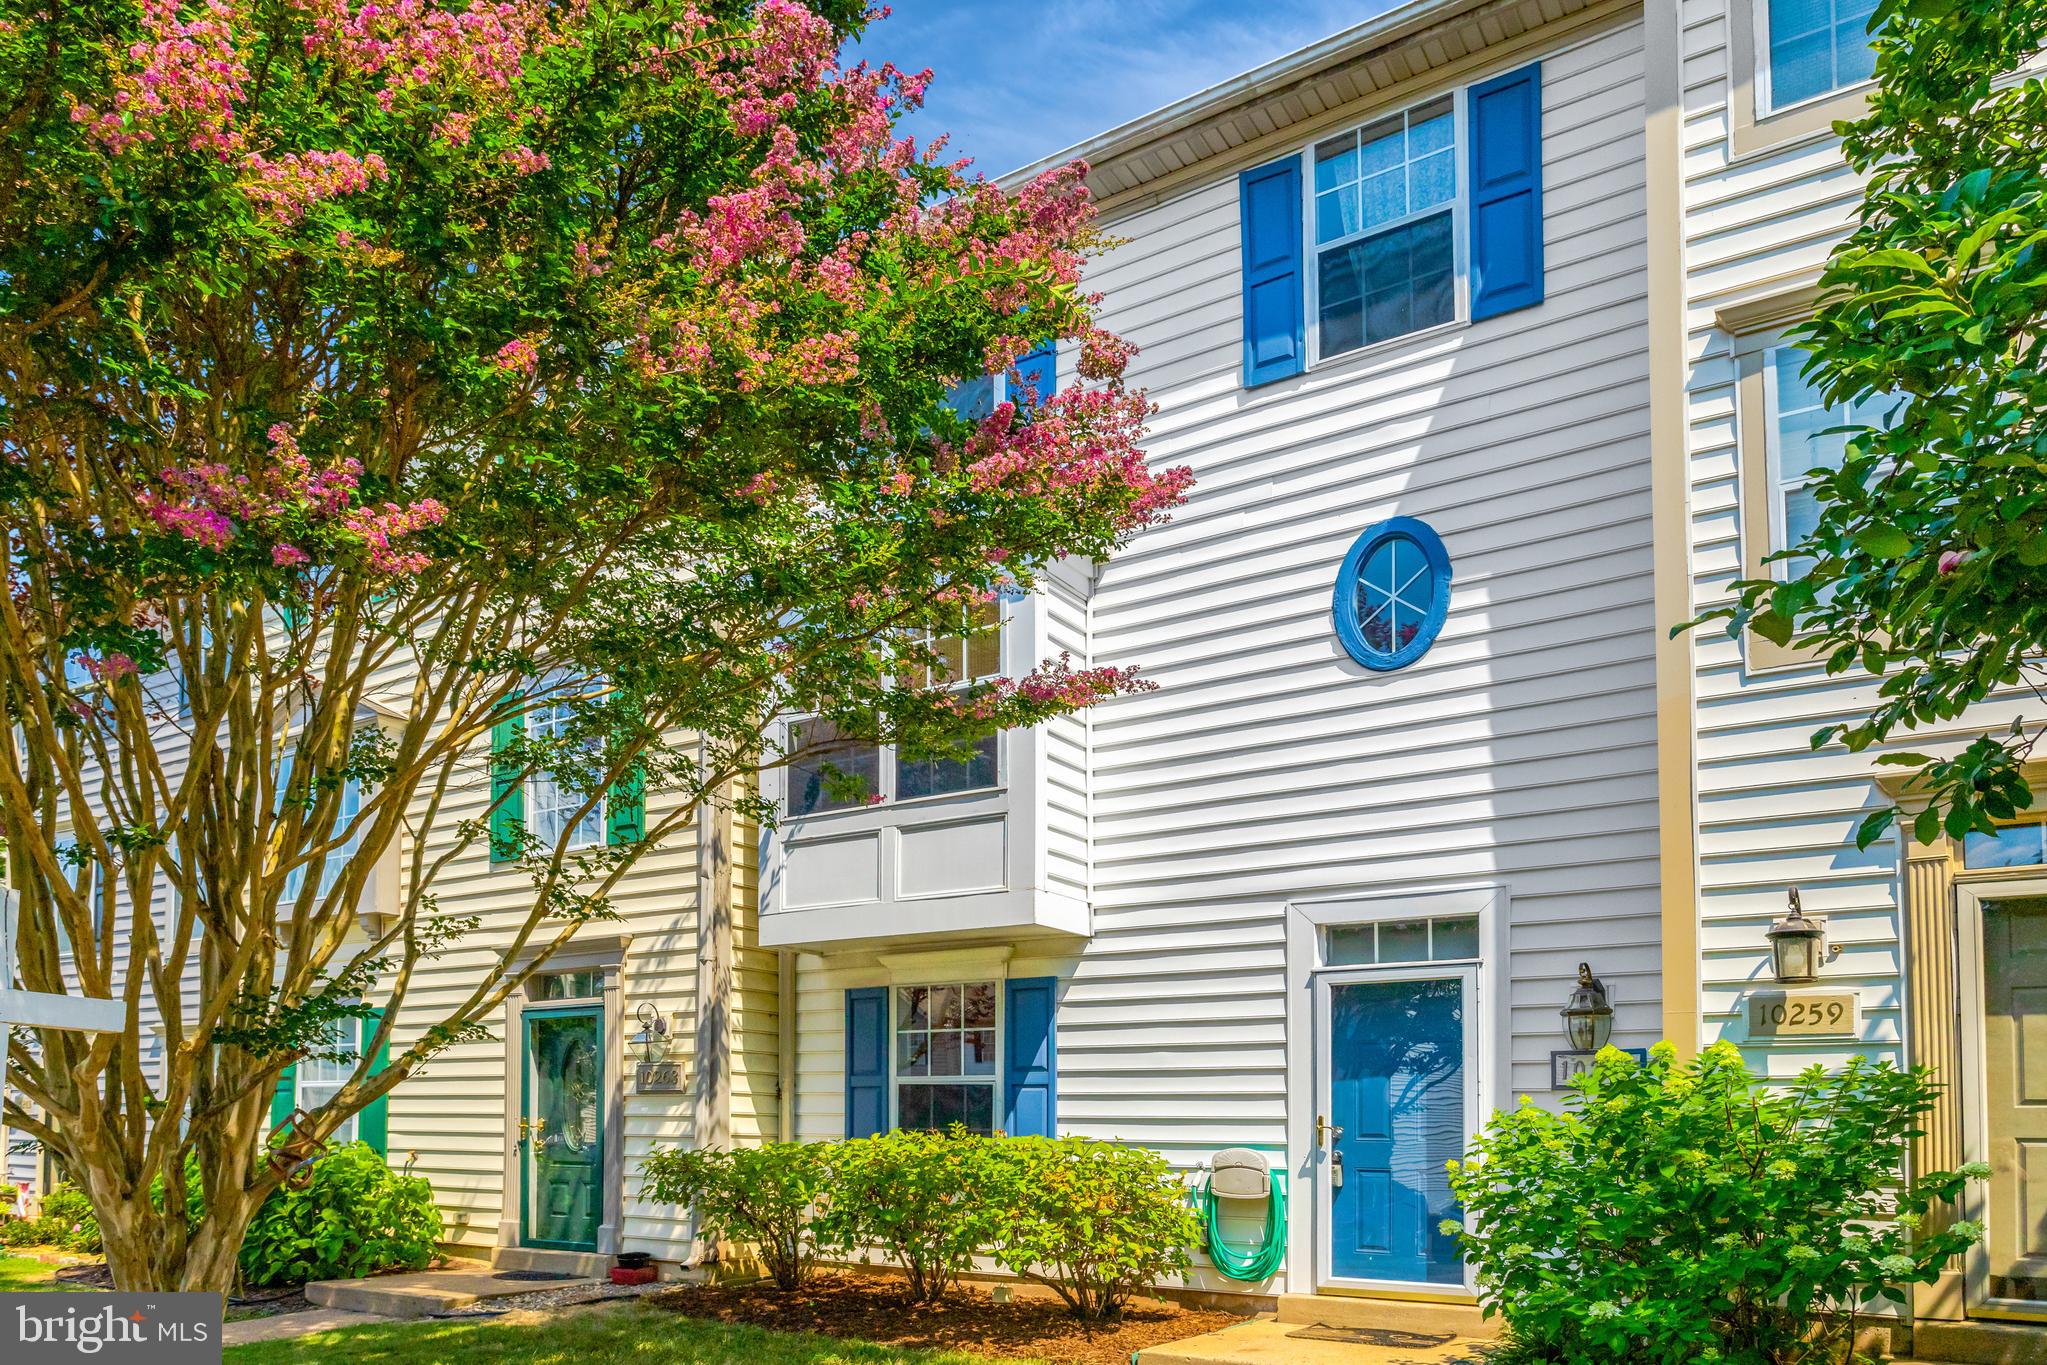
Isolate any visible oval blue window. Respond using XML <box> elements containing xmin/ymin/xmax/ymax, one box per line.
<box><xmin>1332</xmin><ymin>517</ymin><xmax>1451</xmax><ymax>671</ymax></box>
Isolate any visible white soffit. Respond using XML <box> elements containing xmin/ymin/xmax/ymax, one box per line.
<box><xmin>999</xmin><ymin>0</ymin><xmax>1598</xmax><ymax>207</ymax></box>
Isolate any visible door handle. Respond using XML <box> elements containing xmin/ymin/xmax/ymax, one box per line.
<box><xmin>1315</xmin><ymin>1115</ymin><xmax>1345</xmax><ymax>1147</ymax></box>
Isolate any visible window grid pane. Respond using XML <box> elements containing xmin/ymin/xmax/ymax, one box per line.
<box><xmin>1314</xmin><ymin>101</ymin><xmax>1455</xmax><ymax>248</ymax></box>
<box><xmin>789</xmin><ymin>717</ymin><xmax>883</xmax><ymax>815</ymax></box>
<box><xmin>895</xmin><ymin>980</ymin><xmax>998</xmax><ymax>1135</ymax></box>
<box><xmin>1765</xmin><ymin>346</ymin><xmax>1902</xmax><ymax>578</ymax></box>
<box><xmin>1325</xmin><ymin>917</ymin><xmax>1484</xmax><ymax>965</ymax></box>
<box><xmin>529</xmin><ymin>698</ymin><xmax>605</xmax><ymax>847</ymax></box>
<box><xmin>1767</xmin><ymin>0</ymin><xmax>1878</xmax><ymax>109</ymax></box>
<box><xmin>1964</xmin><ymin>822</ymin><xmax>2047</xmax><ymax>871</ymax></box>
<box><xmin>1319</xmin><ymin>210</ymin><xmax>1455</xmax><ymax>358</ymax></box>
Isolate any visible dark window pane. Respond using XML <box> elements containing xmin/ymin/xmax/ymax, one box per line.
<box><xmin>1318</xmin><ymin>211</ymin><xmax>1455</xmax><ymax>358</ymax></box>
<box><xmin>898</xmin><ymin>1085</ymin><xmax>932</xmax><ymax>1130</ymax></box>
<box><xmin>896</xmin><ymin>732</ymin><xmax>998</xmax><ymax>801</ymax></box>
<box><xmin>789</xmin><ymin>718</ymin><xmax>881</xmax><ymax>815</ymax></box>
<box><xmin>931</xmin><ymin>985</ymin><xmax>961</xmax><ymax>1029</ymax></box>
<box><xmin>929</xmin><ymin>1030</ymin><xmax>962</xmax><ymax>1077</ymax></box>
<box><xmin>960</xmin><ymin>1084</ymin><xmax>994</xmax><ymax>1136</ymax></box>
<box><xmin>963</xmin><ymin>982</ymin><xmax>997</xmax><ymax>1029</ymax></box>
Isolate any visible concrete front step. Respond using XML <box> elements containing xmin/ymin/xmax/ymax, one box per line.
<box><xmin>1136</xmin><ymin>1318</ymin><xmax>1492</xmax><ymax>1365</ymax></box>
<box><xmin>304</xmin><ymin>1267</ymin><xmax>605</xmax><ymax>1319</ymax></box>
<box><xmin>490</xmin><ymin>1245</ymin><xmax>613</xmax><ymax>1279</ymax></box>
<box><xmin>1910</xmin><ymin>1320</ymin><xmax>2047</xmax><ymax>1365</ymax></box>
<box><xmin>1275</xmin><ymin>1293</ymin><xmax>1498</xmax><ymax>1339</ymax></box>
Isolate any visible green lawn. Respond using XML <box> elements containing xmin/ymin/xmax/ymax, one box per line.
<box><xmin>223</xmin><ymin>1305</ymin><xmax>1020</xmax><ymax>1365</ymax></box>
<box><xmin>0</xmin><ymin>1254</ymin><xmax>95</xmax><ymax>1291</ymax></box>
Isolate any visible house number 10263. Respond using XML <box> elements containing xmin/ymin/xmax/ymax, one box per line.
<box><xmin>1746</xmin><ymin>991</ymin><xmax>1856</xmax><ymax>1037</ymax></box>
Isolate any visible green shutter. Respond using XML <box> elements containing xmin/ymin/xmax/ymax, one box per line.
<box><xmin>607</xmin><ymin>766</ymin><xmax>645</xmax><ymax>846</ymax></box>
<box><xmin>358</xmin><ymin>1008</ymin><xmax>391</xmax><ymax>1156</ymax></box>
<box><xmin>269</xmin><ymin>1062</ymin><xmax>297</xmax><ymax>1136</ymax></box>
<box><xmin>490</xmin><ymin>716</ymin><xmax>524</xmax><ymax>862</ymax></box>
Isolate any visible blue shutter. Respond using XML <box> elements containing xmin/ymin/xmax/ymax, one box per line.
<box><xmin>1468</xmin><ymin>62</ymin><xmax>1545</xmax><ymax>321</ymax></box>
<box><xmin>1003</xmin><ymin>976</ymin><xmax>1058</xmax><ymax>1138</ymax></box>
<box><xmin>844</xmin><ymin>987</ymin><xmax>888</xmax><ymax>1139</ymax></box>
<box><xmin>1238</xmin><ymin>157</ymin><xmax>1305</xmax><ymax>387</ymax></box>
<box><xmin>1013</xmin><ymin>343</ymin><xmax>1056</xmax><ymax>401</ymax></box>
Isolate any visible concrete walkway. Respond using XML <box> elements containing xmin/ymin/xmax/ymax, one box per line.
<box><xmin>304</xmin><ymin>1266</ymin><xmax>606</xmax><ymax>1318</ymax></box>
<box><xmin>1139</xmin><ymin>1319</ymin><xmax>1494</xmax><ymax>1364</ymax></box>
<box><xmin>223</xmin><ymin>1307</ymin><xmax>393</xmax><ymax>1347</ymax></box>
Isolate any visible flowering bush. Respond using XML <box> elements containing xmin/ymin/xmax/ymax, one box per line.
<box><xmin>984</xmin><ymin>1135</ymin><xmax>1198</xmax><ymax>1323</ymax></box>
<box><xmin>1</xmin><ymin>0</ymin><xmax>1187</xmax><ymax>1291</ymax></box>
<box><xmin>1449</xmin><ymin>1043</ymin><xmax>1986</xmax><ymax>1364</ymax></box>
<box><xmin>641</xmin><ymin>1142</ymin><xmax>839</xmax><ymax>1292</ymax></box>
<box><xmin>815</xmin><ymin>1127</ymin><xmax>1007</xmax><ymax>1304</ymax></box>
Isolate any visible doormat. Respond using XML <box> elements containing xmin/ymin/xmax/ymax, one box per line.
<box><xmin>1288</xmin><ymin>1324</ymin><xmax>1456</xmax><ymax>1347</ymax></box>
<box><xmin>492</xmin><ymin>1271</ymin><xmax>576</xmax><ymax>1282</ymax></box>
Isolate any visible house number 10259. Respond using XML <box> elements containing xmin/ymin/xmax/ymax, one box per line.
<box><xmin>1746</xmin><ymin>991</ymin><xmax>1856</xmax><ymax>1037</ymax></box>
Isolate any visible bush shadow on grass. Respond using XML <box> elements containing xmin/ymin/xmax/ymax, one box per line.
<box><xmin>222</xmin><ymin>1302</ymin><xmax>1019</xmax><ymax>1365</ymax></box>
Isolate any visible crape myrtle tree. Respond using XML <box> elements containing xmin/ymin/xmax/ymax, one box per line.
<box><xmin>1690</xmin><ymin>0</ymin><xmax>2047</xmax><ymax>847</ymax></box>
<box><xmin>0</xmin><ymin>0</ymin><xmax>1191</xmax><ymax>1290</ymax></box>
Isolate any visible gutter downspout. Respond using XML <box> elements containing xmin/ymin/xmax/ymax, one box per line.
<box><xmin>776</xmin><ymin>950</ymin><xmax>796</xmax><ymax>1142</ymax></box>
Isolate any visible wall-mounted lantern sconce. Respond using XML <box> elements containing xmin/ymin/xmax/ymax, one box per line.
<box><xmin>1767</xmin><ymin>889</ymin><xmax>1835</xmax><ymax>984</ymax></box>
<box><xmin>1560</xmin><ymin>963</ymin><xmax>1614</xmax><ymax>1052</ymax></box>
<box><xmin>633</xmin><ymin>1002</ymin><xmax>670</xmax><ymax>1063</ymax></box>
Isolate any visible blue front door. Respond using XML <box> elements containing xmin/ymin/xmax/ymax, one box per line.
<box><xmin>1328</xmin><ymin>976</ymin><xmax>1467</xmax><ymax>1284</ymax></box>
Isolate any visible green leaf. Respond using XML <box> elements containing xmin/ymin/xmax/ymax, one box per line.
<box><xmin>1853</xmin><ymin>525</ymin><xmax>1913</xmax><ymax>559</ymax></box>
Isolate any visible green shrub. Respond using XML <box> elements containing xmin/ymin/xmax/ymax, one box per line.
<box><xmin>641</xmin><ymin>1141</ymin><xmax>836</xmax><ymax>1291</ymax></box>
<box><xmin>1449</xmin><ymin>1042</ymin><xmax>1986</xmax><ymax>1365</ymax></box>
<box><xmin>238</xmin><ymin>1142</ymin><xmax>441</xmax><ymax>1288</ymax></box>
<box><xmin>0</xmin><ymin>1185</ymin><xmax>102</xmax><ymax>1253</ymax></box>
<box><xmin>984</xmin><ymin>1135</ymin><xmax>1197</xmax><ymax>1322</ymax></box>
<box><xmin>819</xmin><ymin>1127</ymin><xmax>1005</xmax><ymax>1304</ymax></box>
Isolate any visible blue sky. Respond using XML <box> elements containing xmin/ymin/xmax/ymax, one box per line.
<box><xmin>852</xmin><ymin>1</ymin><xmax>1410</xmax><ymax>179</ymax></box>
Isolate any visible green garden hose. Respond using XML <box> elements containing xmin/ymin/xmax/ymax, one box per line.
<box><xmin>1199</xmin><ymin>1172</ymin><xmax>1286</xmax><ymax>1281</ymax></box>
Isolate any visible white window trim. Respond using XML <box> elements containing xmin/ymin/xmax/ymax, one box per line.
<box><xmin>1760</xmin><ymin>344</ymin><xmax>1813</xmax><ymax>581</ymax></box>
<box><xmin>886</xmin><ymin>978</ymin><xmax>1004</xmax><ymax>1136</ymax></box>
<box><xmin>783</xmin><ymin>603</ymin><xmax>1009</xmax><ymax>821</ymax></box>
<box><xmin>1758</xmin><ymin>342</ymin><xmax>1901</xmax><ymax>581</ymax></box>
<box><xmin>1752</xmin><ymin>0</ymin><xmax>1878</xmax><ymax>119</ymax></box>
<box><xmin>296</xmin><ymin>1013</ymin><xmax>362</xmax><ymax>1144</ymax></box>
<box><xmin>526</xmin><ymin>692</ymin><xmax>607</xmax><ymax>852</ymax></box>
<box><xmin>1303</xmin><ymin>86</ymin><xmax>1471</xmax><ymax>371</ymax></box>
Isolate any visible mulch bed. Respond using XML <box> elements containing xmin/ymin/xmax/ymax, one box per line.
<box><xmin>649</xmin><ymin>1270</ymin><xmax>1244</xmax><ymax>1365</ymax></box>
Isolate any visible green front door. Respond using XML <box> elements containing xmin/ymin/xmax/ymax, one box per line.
<box><xmin>521</xmin><ymin>1006</ymin><xmax>604</xmax><ymax>1250</ymax></box>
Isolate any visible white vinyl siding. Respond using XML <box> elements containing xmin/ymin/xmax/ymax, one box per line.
<box><xmin>783</xmin><ymin>17</ymin><xmax>1656</xmax><ymax>1299</ymax></box>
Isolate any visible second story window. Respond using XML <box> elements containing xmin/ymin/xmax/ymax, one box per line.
<box><xmin>1761</xmin><ymin>0</ymin><xmax>1877</xmax><ymax>113</ymax></box>
<box><xmin>1762</xmin><ymin>345</ymin><xmax>1897</xmax><ymax>578</ymax></box>
<box><xmin>1313</xmin><ymin>95</ymin><xmax>1458</xmax><ymax>357</ymax></box>
<box><xmin>786</xmin><ymin>601</ymin><xmax>1003</xmax><ymax>817</ymax></box>
<box><xmin>529</xmin><ymin>694</ymin><xmax>605</xmax><ymax>849</ymax></box>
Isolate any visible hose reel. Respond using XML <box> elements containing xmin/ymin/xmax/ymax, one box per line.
<box><xmin>1198</xmin><ymin>1147</ymin><xmax>1286</xmax><ymax>1282</ymax></box>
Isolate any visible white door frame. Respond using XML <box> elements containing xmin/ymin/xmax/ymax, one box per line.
<box><xmin>1284</xmin><ymin>884</ymin><xmax>1508</xmax><ymax>1298</ymax></box>
<box><xmin>1957</xmin><ymin>876</ymin><xmax>2047</xmax><ymax>1321</ymax></box>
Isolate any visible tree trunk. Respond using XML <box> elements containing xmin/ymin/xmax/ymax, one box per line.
<box><xmin>87</xmin><ymin>1173</ymin><xmax>263</xmax><ymax>1293</ymax></box>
